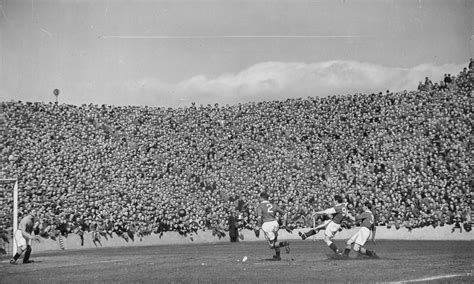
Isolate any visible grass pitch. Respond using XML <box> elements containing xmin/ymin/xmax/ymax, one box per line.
<box><xmin>0</xmin><ymin>240</ymin><xmax>472</xmax><ymax>283</ymax></box>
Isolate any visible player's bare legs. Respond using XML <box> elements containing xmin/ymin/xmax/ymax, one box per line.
<box><xmin>324</xmin><ymin>236</ymin><xmax>341</xmax><ymax>255</ymax></box>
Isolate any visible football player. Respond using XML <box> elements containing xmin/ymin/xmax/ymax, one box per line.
<box><xmin>299</xmin><ymin>195</ymin><xmax>349</xmax><ymax>255</ymax></box>
<box><xmin>10</xmin><ymin>209</ymin><xmax>41</xmax><ymax>265</ymax></box>
<box><xmin>255</xmin><ymin>191</ymin><xmax>290</xmax><ymax>261</ymax></box>
<box><xmin>343</xmin><ymin>201</ymin><xmax>377</xmax><ymax>257</ymax></box>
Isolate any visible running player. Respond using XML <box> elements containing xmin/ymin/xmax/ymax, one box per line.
<box><xmin>343</xmin><ymin>201</ymin><xmax>377</xmax><ymax>257</ymax></box>
<box><xmin>10</xmin><ymin>209</ymin><xmax>41</xmax><ymax>265</ymax></box>
<box><xmin>255</xmin><ymin>191</ymin><xmax>290</xmax><ymax>261</ymax></box>
<box><xmin>299</xmin><ymin>195</ymin><xmax>349</xmax><ymax>255</ymax></box>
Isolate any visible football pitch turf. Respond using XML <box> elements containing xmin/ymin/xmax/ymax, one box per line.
<box><xmin>0</xmin><ymin>240</ymin><xmax>472</xmax><ymax>283</ymax></box>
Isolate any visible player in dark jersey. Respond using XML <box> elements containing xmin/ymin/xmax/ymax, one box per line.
<box><xmin>343</xmin><ymin>201</ymin><xmax>377</xmax><ymax>257</ymax></box>
<box><xmin>299</xmin><ymin>195</ymin><xmax>349</xmax><ymax>255</ymax></box>
<box><xmin>255</xmin><ymin>191</ymin><xmax>290</xmax><ymax>261</ymax></box>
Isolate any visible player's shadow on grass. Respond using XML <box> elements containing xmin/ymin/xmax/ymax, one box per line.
<box><xmin>24</xmin><ymin>260</ymin><xmax>44</xmax><ymax>264</ymax></box>
<box><xmin>260</xmin><ymin>258</ymin><xmax>295</xmax><ymax>262</ymax></box>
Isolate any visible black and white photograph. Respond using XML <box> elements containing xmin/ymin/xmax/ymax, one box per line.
<box><xmin>0</xmin><ymin>0</ymin><xmax>472</xmax><ymax>282</ymax></box>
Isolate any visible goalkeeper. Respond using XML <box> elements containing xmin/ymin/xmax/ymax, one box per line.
<box><xmin>10</xmin><ymin>209</ymin><xmax>41</xmax><ymax>265</ymax></box>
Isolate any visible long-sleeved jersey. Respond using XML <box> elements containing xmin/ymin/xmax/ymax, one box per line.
<box><xmin>18</xmin><ymin>214</ymin><xmax>35</xmax><ymax>239</ymax></box>
<box><xmin>356</xmin><ymin>209</ymin><xmax>375</xmax><ymax>230</ymax></box>
<box><xmin>317</xmin><ymin>203</ymin><xmax>349</xmax><ymax>224</ymax></box>
<box><xmin>332</xmin><ymin>203</ymin><xmax>348</xmax><ymax>225</ymax></box>
<box><xmin>256</xmin><ymin>200</ymin><xmax>285</xmax><ymax>224</ymax></box>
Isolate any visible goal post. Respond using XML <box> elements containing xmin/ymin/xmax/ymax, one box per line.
<box><xmin>0</xmin><ymin>178</ymin><xmax>18</xmax><ymax>257</ymax></box>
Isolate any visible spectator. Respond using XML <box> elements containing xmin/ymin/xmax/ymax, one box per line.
<box><xmin>0</xmin><ymin>61</ymin><xmax>471</xmax><ymax>245</ymax></box>
<box><xmin>227</xmin><ymin>209</ymin><xmax>239</xmax><ymax>242</ymax></box>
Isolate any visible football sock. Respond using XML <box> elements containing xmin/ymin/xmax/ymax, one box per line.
<box><xmin>275</xmin><ymin>248</ymin><xmax>281</xmax><ymax>256</ymax></box>
<box><xmin>304</xmin><ymin>229</ymin><xmax>316</xmax><ymax>237</ymax></box>
<box><xmin>279</xmin><ymin>241</ymin><xmax>287</xmax><ymax>247</ymax></box>
<box><xmin>12</xmin><ymin>253</ymin><xmax>21</xmax><ymax>261</ymax></box>
<box><xmin>365</xmin><ymin>250</ymin><xmax>374</xmax><ymax>256</ymax></box>
<box><xmin>23</xmin><ymin>246</ymin><xmax>32</xmax><ymax>262</ymax></box>
<box><xmin>328</xmin><ymin>243</ymin><xmax>339</xmax><ymax>253</ymax></box>
<box><xmin>343</xmin><ymin>248</ymin><xmax>351</xmax><ymax>255</ymax></box>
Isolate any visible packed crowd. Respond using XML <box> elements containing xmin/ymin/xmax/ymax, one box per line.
<box><xmin>1</xmin><ymin>60</ymin><xmax>472</xmax><ymax>246</ymax></box>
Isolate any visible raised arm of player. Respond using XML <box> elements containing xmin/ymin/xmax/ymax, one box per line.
<box><xmin>314</xmin><ymin>207</ymin><xmax>336</xmax><ymax>217</ymax></box>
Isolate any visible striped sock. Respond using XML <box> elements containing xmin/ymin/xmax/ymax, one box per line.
<box><xmin>59</xmin><ymin>235</ymin><xmax>65</xmax><ymax>250</ymax></box>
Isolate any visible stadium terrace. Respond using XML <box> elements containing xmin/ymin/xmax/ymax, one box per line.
<box><xmin>0</xmin><ymin>60</ymin><xmax>472</xmax><ymax>251</ymax></box>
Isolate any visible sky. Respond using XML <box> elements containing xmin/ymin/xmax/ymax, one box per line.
<box><xmin>0</xmin><ymin>0</ymin><xmax>472</xmax><ymax>108</ymax></box>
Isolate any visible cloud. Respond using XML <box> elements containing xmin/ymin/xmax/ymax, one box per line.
<box><xmin>122</xmin><ymin>60</ymin><xmax>466</xmax><ymax>107</ymax></box>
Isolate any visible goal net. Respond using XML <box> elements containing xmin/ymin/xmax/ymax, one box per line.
<box><xmin>0</xmin><ymin>179</ymin><xmax>18</xmax><ymax>257</ymax></box>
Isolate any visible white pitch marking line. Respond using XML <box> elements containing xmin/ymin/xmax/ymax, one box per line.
<box><xmin>99</xmin><ymin>35</ymin><xmax>372</xmax><ymax>39</ymax></box>
<box><xmin>391</xmin><ymin>273</ymin><xmax>469</xmax><ymax>283</ymax></box>
<box><xmin>86</xmin><ymin>259</ymin><xmax>125</xmax><ymax>265</ymax></box>
<box><xmin>0</xmin><ymin>258</ymin><xmax>125</xmax><ymax>265</ymax></box>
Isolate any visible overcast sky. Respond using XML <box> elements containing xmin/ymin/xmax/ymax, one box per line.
<box><xmin>0</xmin><ymin>0</ymin><xmax>472</xmax><ymax>107</ymax></box>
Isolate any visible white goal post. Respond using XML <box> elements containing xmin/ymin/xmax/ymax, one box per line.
<box><xmin>0</xmin><ymin>179</ymin><xmax>18</xmax><ymax>256</ymax></box>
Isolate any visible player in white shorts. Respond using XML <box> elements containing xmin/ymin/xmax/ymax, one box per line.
<box><xmin>343</xmin><ymin>201</ymin><xmax>377</xmax><ymax>257</ymax></box>
<box><xmin>300</xmin><ymin>195</ymin><xmax>350</xmax><ymax>255</ymax></box>
<box><xmin>10</xmin><ymin>209</ymin><xmax>40</xmax><ymax>265</ymax></box>
<box><xmin>255</xmin><ymin>191</ymin><xmax>290</xmax><ymax>261</ymax></box>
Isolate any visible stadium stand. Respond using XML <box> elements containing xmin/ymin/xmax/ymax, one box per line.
<box><xmin>1</xmin><ymin>60</ymin><xmax>472</xmax><ymax>246</ymax></box>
